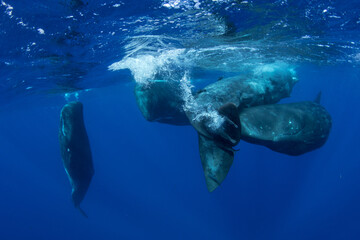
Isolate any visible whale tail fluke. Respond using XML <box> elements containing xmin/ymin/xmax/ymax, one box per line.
<box><xmin>76</xmin><ymin>206</ymin><xmax>89</xmax><ymax>218</ymax></box>
<box><xmin>314</xmin><ymin>91</ymin><xmax>322</xmax><ymax>104</ymax></box>
<box><xmin>198</xmin><ymin>134</ymin><xmax>235</xmax><ymax>192</ymax></box>
<box><xmin>77</xmin><ymin>207</ymin><xmax>89</xmax><ymax>218</ymax></box>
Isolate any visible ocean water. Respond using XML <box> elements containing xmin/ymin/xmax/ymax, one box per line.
<box><xmin>1</xmin><ymin>0</ymin><xmax>360</xmax><ymax>239</ymax></box>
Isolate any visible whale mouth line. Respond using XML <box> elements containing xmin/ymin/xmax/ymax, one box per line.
<box><xmin>225</xmin><ymin>117</ymin><xmax>239</xmax><ymax>129</ymax></box>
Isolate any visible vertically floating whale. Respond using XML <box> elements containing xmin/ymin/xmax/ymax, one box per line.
<box><xmin>59</xmin><ymin>101</ymin><xmax>94</xmax><ymax>217</ymax></box>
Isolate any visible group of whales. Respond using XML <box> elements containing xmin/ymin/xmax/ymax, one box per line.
<box><xmin>59</xmin><ymin>63</ymin><xmax>332</xmax><ymax>216</ymax></box>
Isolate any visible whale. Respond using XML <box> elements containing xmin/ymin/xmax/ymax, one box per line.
<box><xmin>133</xmin><ymin>63</ymin><xmax>298</xmax><ymax>128</ymax></box>
<box><xmin>131</xmin><ymin>63</ymin><xmax>332</xmax><ymax>192</ymax></box>
<box><xmin>134</xmin><ymin>80</ymin><xmax>189</xmax><ymax>125</ymax></box>
<box><xmin>185</xmin><ymin>64</ymin><xmax>298</xmax><ymax>191</ymax></box>
<box><xmin>239</xmin><ymin>94</ymin><xmax>332</xmax><ymax>155</ymax></box>
<box><xmin>195</xmin><ymin>93</ymin><xmax>332</xmax><ymax>191</ymax></box>
<box><xmin>132</xmin><ymin>63</ymin><xmax>298</xmax><ymax>192</ymax></box>
<box><xmin>59</xmin><ymin>101</ymin><xmax>94</xmax><ymax>217</ymax></box>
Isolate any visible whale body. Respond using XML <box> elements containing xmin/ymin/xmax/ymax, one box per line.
<box><xmin>134</xmin><ymin>80</ymin><xmax>189</xmax><ymax>125</ymax></box>
<box><xmin>186</xmin><ymin>65</ymin><xmax>297</xmax><ymax>191</ymax></box>
<box><xmin>59</xmin><ymin>101</ymin><xmax>94</xmax><ymax>217</ymax></box>
<box><xmin>131</xmin><ymin>64</ymin><xmax>332</xmax><ymax>192</ymax></box>
<box><xmin>132</xmin><ymin>63</ymin><xmax>299</xmax><ymax>192</ymax></box>
<box><xmin>239</xmin><ymin>100</ymin><xmax>332</xmax><ymax>156</ymax></box>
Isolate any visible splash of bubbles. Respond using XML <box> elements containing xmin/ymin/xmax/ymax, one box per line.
<box><xmin>162</xmin><ymin>0</ymin><xmax>201</xmax><ymax>10</ymax></box>
<box><xmin>179</xmin><ymin>73</ymin><xmax>224</xmax><ymax>130</ymax></box>
<box><xmin>64</xmin><ymin>92</ymin><xmax>79</xmax><ymax>102</ymax></box>
<box><xmin>354</xmin><ymin>53</ymin><xmax>360</xmax><ymax>62</ymax></box>
<box><xmin>108</xmin><ymin>48</ymin><xmax>185</xmax><ymax>85</ymax></box>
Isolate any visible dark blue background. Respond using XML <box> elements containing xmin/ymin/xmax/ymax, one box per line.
<box><xmin>1</xmin><ymin>0</ymin><xmax>360</xmax><ymax>239</ymax></box>
<box><xmin>0</xmin><ymin>64</ymin><xmax>360</xmax><ymax>239</ymax></box>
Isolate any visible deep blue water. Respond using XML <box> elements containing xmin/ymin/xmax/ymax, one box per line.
<box><xmin>1</xmin><ymin>1</ymin><xmax>360</xmax><ymax>239</ymax></box>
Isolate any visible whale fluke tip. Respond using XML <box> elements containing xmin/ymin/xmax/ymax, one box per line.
<box><xmin>77</xmin><ymin>207</ymin><xmax>89</xmax><ymax>218</ymax></box>
<box><xmin>198</xmin><ymin>134</ymin><xmax>235</xmax><ymax>192</ymax></box>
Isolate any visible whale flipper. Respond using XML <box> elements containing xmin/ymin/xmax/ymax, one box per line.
<box><xmin>59</xmin><ymin>101</ymin><xmax>94</xmax><ymax>217</ymax></box>
<box><xmin>198</xmin><ymin>134</ymin><xmax>235</xmax><ymax>192</ymax></box>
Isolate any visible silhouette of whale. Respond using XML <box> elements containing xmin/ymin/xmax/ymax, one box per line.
<box><xmin>59</xmin><ymin>101</ymin><xmax>94</xmax><ymax>217</ymax></box>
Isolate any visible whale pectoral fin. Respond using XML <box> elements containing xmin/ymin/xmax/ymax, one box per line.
<box><xmin>198</xmin><ymin>134</ymin><xmax>235</xmax><ymax>192</ymax></box>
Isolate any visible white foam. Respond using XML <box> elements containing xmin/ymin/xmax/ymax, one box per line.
<box><xmin>64</xmin><ymin>92</ymin><xmax>79</xmax><ymax>102</ymax></box>
<box><xmin>162</xmin><ymin>0</ymin><xmax>203</xmax><ymax>10</ymax></box>
<box><xmin>108</xmin><ymin>48</ymin><xmax>185</xmax><ymax>84</ymax></box>
<box><xmin>1</xmin><ymin>1</ymin><xmax>13</xmax><ymax>17</ymax></box>
<box><xmin>354</xmin><ymin>53</ymin><xmax>360</xmax><ymax>62</ymax></box>
<box><xmin>162</xmin><ymin>0</ymin><xmax>182</xmax><ymax>9</ymax></box>
<box><xmin>37</xmin><ymin>28</ymin><xmax>45</xmax><ymax>35</ymax></box>
<box><xmin>180</xmin><ymin>73</ymin><xmax>224</xmax><ymax>131</ymax></box>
